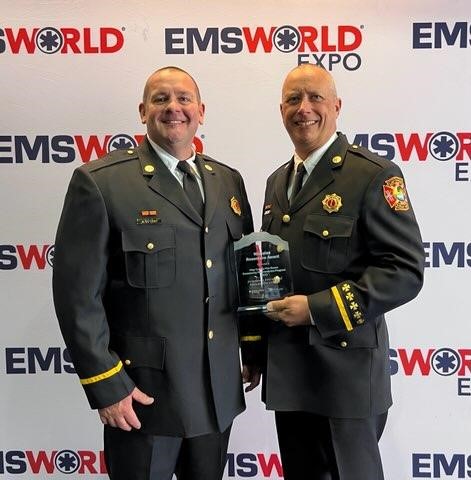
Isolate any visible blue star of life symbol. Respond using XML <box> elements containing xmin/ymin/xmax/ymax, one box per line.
<box><xmin>55</xmin><ymin>449</ymin><xmax>80</xmax><ymax>474</ymax></box>
<box><xmin>273</xmin><ymin>25</ymin><xmax>300</xmax><ymax>53</ymax></box>
<box><xmin>107</xmin><ymin>134</ymin><xmax>138</xmax><ymax>153</ymax></box>
<box><xmin>36</xmin><ymin>27</ymin><xmax>63</xmax><ymax>54</ymax></box>
<box><xmin>431</xmin><ymin>348</ymin><xmax>461</xmax><ymax>376</ymax></box>
<box><xmin>428</xmin><ymin>131</ymin><xmax>459</xmax><ymax>161</ymax></box>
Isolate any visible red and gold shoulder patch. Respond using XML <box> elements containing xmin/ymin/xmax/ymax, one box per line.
<box><xmin>383</xmin><ymin>176</ymin><xmax>409</xmax><ymax>211</ymax></box>
<box><xmin>230</xmin><ymin>196</ymin><xmax>242</xmax><ymax>216</ymax></box>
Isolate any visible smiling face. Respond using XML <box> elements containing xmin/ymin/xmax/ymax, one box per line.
<box><xmin>280</xmin><ymin>65</ymin><xmax>341</xmax><ymax>159</ymax></box>
<box><xmin>139</xmin><ymin>68</ymin><xmax>205</xmax><ymax>160</ymax></box>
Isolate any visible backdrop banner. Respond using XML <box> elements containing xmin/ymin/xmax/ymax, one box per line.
<box><xmin>1</xmin><ymin>1</ymin><xmax>470</xmax><ymax>478</ymax></box>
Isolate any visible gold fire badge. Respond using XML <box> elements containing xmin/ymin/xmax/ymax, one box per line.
<box><xmin>322</xmin><ymin>193</ymin><xmax>342</xmax><ymax>213</ymax></box>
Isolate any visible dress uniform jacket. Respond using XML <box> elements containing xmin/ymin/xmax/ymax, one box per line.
<box><xmin>261</xmin><ymin>133</ymin><xmax>425</xmax><ymax>418</ymax></box>
<box><xmin>53</xmin><ymin>138</ymin><xmax>256</xmax><ymax>437</ymax></box>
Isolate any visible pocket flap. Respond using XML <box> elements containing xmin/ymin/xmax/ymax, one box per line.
<box><xmin>122</xmin><ymin>226</ymin><xmax>175</xmax><ymax>254</ymax></box>
<box><xmin>310</xmin><ymin>323</ymin><xmax>378</xmax><ymax>350</ymax></box>
<box><xmin>110</xmin><ymin>334</ymin><xmax>166</xmax><ymax>370</ymax></box>
<box><xmin>303</xmin><ymin>214</ymin><xmax>354</xmax><ymax>239</ymax></box>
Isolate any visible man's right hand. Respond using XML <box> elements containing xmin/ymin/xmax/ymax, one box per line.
<box><xmin>98</xmin><ymin>387</ymin><xmax>154</xmax><ymax>431</ymax></box>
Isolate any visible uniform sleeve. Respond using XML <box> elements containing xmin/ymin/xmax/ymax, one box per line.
<box><xmin>52</xmin><ymin>168</ymin><xmax>135</xmax><ymax>408</ymax></box>
<box><xmin>236</xmin><ymin>173</ymin><xmax>268</xmax><ymax>366</ymax></box>
<box><xmin>308</xmin><ymin>163</ymin><xmax>425</xmax><ymax>338</ymax></box>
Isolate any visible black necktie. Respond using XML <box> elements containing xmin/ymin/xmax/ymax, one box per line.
<box><xmin>290</xmin><ymin>162</ymin><xmax>306</xmax><ymax>204</ymax></box>
<box><xmin>177</xmin><ymin>161</ymin><xmax>204</xmax><ymax>217</ymax></box>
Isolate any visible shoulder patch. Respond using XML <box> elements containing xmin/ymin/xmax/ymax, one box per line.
<box><xmin>383</xmin><ymin>176</ymin><xmax>409</xmax><ymax>211</ymax></box>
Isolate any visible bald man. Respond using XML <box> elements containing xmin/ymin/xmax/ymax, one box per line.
<box><xmin>53</xmin><ymin>66</ymin><xmax>262</xmax><ymax>480</ymax></box>
<box><xmin>260</xmin><ymin>64</ymin><xmax>425</xmax><ymax>479</ymax></box>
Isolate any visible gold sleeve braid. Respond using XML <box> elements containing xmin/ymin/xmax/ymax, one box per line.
<box><xmin>331</xmin><ymin>282</ymin><xmax>365</xmax><ymax>331</ymax></box>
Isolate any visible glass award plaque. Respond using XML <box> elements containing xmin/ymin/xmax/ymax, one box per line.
<box><xmin>233</xmin><ymin>232</ymin><xmax>293</xmax><ymax>314</ymax></box>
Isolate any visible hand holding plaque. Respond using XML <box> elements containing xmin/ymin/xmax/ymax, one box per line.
<box><xmin>233</xmin><ymin>232</ymin><xmax>293</xmax><ymax>313</ymax></box>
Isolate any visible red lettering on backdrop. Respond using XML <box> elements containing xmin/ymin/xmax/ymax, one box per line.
<box><xmin>5</xmin><ymin>28</ymin><xmax>37</xmax><ymax>53</ymax></box>
<box><xmin>398</xmin><ymin>348</ymin><xmax>433</xmax><ymax>375</ymax></box>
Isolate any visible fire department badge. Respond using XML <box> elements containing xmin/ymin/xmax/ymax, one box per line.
<box><xmin>322</xmin><ymin>193</ymin><xmax>343</xmax><ymax>213</ymax></box>
<box><xmin>230</xmin><ymin>196</ymin><xmax>242</xmax><ymax>216</ymax></box>
<box><xmin>383</xmin><ymin>176</ymin><xmax>409</xmax><ymax>211</ymax></box>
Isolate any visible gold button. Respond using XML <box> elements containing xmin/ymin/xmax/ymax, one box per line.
<box><xmin>340</xmin><ymin>341</ymin><xmax>348</xmax><ymax>348</ymax></box>
<box><xmin>276</xmin><ymin>244</ymin><xmax>284</xmax><ymax>253</ymax></box>
<box><xmin>322</xmin><ymin>230</ymin><xmax>329</xmax><ymax>237</ymax></box>
<box><xmin>147</xmin><ymin>242</ymin><xmax>155</xmax><ymax>250</ymax></box>
<box><xmin>332</xmin><ymin>155</ymin><xmax>342</xmax><ymax>164</ymax></box>
<box><xmin>204</xmin><ymin>164</ymin><xmax>213</xmax><ymax>171</ymax></box>
<box><xmin>206</xmin><ymin>259</ymin><xmax>213</xmax><ymax>268</ymax></box>
<box><xmin>205</xmin><ymin>226</ymin><xmax>209</xmax><ymax>233</ymax></box>
<box><xmin>144</xmin><ymin>164</ymin><xmax>155</xmax><ymax>173</ymax></box>
<box><xmin>124</xmin><ymin>359</ymin><xmax>131</xmax><ymax>366</ymax></box>
<box><xmin>352</xmin><ymin>145</ymin><xmax>359</xmax><ymax>149</ymax></box>
<box><xmin>127</xmin><ymin>149</ymin><xmax>134</xmax><ymax>154</ymax></box>
<box><xmin>282</xmin><ymin>214</ymin><xmax>291</xmax><ymax>223</ymax></box>
<box><xmin>208</xmin><ymin>330</ymin><xmax>214</xmax><ymax>340</ymax></box>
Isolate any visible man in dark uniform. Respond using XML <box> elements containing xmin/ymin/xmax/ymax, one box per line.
<box><xmin>53</xmin><ymin>66</ymin><xmax>262</xmax><ymax>480</ymax></box>
<box><xmin>261</xmin><ymin>64</ymin><xmax>425</xmax><ymax>479</ymax></box>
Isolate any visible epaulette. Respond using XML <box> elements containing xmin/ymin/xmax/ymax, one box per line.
<box><xmin>86</xmin><ymin>148</ymin><xmax>139</xmax><ymax>173</ymax></box>
<box><xmin>197</xmin><ymin>153</ymin><xmax>241</xmax><ymax>174</ymax></box>
<box><xmin>346</xmin><ymin>143</ymin><xmax>391</xmax><ymax>169</ymax></box>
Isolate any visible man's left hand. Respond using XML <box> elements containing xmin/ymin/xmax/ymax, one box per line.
<box><xmin>266</xmin><ymin>295</ymin><xmax>311</xmax><ymax>327</ymax></box>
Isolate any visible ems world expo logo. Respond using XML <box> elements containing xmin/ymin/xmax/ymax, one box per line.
<box><xmin>413</xmin><ymin>21</ymin><xmax>471</xmax><ymax>49</ymax></box>
<box><xmin>412</xmin><ymin>453</ymin><xmax>471</xmax><ymax>478</ymax></box>
<box><xmin>0</xmin><ymin>134</ymin><xmax>204</xmax><ymax>164</ymax></box>
<box><xmin>0</xmin><ymin>450</ymin><xmax>106</xmax><ymax>475</ymax></box>
<box><xmin>0</xmin><ymin>26</ymin><xmax>125</xmax><ymax>54</ymax></box>
<box><xmin>165</xmin><ymin>24</ymin><xmax>364</xmax><ymax>70</ymax></box>
<box><xmin>390</xmin><ymin>347</ymin><xmax>471</xmax><ymax>397</ymax></box>
<box><xmin>351</xmin><ymin>131</ymin><xmax>471</xmax><ymax>182</ymax></box>
<box><xmin>0</xmin><ymin>244</ymin><xmax>54</xmax><ymax>270</ymax></box>
<box><xmin>0</xmin><ymin>450</ymin><xmax>282</xmax><ymax>476</ymax></box>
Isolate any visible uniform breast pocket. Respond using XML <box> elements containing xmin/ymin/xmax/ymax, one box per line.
<box><xmin>301</xmin><ymin>214</ymin><xmax>355</xmax><ymax>273</ymax></box>
<box><xmin>122</xmin><ymin>225</ymin><xmax>176</xmax><ymax>288</ymax></box>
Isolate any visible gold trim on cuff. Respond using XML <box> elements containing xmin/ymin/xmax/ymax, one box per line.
<box><xmin>80</xmin><ymin>361</ymin><xmax>123</xmax><ymax>385</ymax></box>
<box><xmin>241</xmin><ymin>335</ymin><xmax>262</xmax><ymax>342</ymax></box>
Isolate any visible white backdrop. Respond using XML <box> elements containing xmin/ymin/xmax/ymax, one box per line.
<box><xmin>1</xmin><ymin>1</ymin><xmax>470</xmax><ymax>478</ymax></box>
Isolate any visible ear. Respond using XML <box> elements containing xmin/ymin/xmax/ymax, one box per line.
<box><xmin>138</xmin><ymin>102</ymin><xmax>146</xmax><ymax>124</ymax></box>
<box><xmin>335</xmin><ymin>97</ymin><xmax>342</xmax><ymax>118</ymax></box>
<box><xmin>198</xmin><ymin>102</ymin><xmax>206</xmax><ymax>125</ymax></box>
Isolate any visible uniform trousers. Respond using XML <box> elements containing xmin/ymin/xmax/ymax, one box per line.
<box><xmin>275</xmin><ymin>411</ymin><xmax>388</xmax><ymax>480</ymax></box>
<box><xmin>104</xmin><ymin>424</ymin><xmax>231</xmax><ymax>480</ymax></box>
